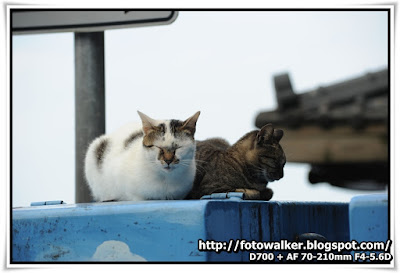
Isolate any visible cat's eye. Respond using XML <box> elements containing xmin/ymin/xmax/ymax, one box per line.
<box><xmin>155</xmin><ymin>146</ymin><xmax>164</xmax><ymax>153</ymax></box>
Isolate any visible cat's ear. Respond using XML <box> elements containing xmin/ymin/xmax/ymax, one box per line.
<box><xmin>182</xmin><ymin>111</ymin><xmax>201</xmax><ymax>135</ymax></box>
<box><xmin>256</xmin><ymin>124</ymin><xmax>274</xmax><ymax>144</ymax></box>
<box><xmin>273</xmin><ymin>129</ymin><xmax>284</xmax><ymax>142</ymax></box>
<box><xmin>137</xmin><ymin>111</ymin><xmax>158</xmax><ymax>135</ymax></box>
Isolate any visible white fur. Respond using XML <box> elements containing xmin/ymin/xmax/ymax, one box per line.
<box><xmin>84</xmin><ymin>120</ymin><xmax>197</xmax><ymax>202</ymax></box>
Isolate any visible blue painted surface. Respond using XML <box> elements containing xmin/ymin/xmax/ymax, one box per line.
<box><xmin>31</xmin><ymin>200</ymin><xmax>65</xmax><ymax>206</ymax></box>
<box><xmin>12</xmin><ymin>199</ymin><xmax>350</xmax><ymax>262</ymax></box>
<box><xmin>349</xmin><ymin>193</ymin><xmax>388</xmax><ymax>243</ymax></box>
<box><xmin>205</xmin><ymin>201</ymin><xmax>349</xmax><ymax>261</ymax></box>
<box><xmin>13</xmin><ymin>200</ymin><xmax>208</xmax><ymax>262</ymax></box>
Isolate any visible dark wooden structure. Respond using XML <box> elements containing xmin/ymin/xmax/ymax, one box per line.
<box><xmin>255</xmin><ymin>69</ymin><xmax>389</xmax><ymax>190</ymax></box>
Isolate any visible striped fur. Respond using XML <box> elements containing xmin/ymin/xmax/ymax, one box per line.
<box><xmin>187</xmin><ymin>124</ymin><xmax>285</xmax><ymax>200</ymax></box>
<box><xmin>95</xmin><ymin>138</ymin><xmax>109</xmax><ymax>168</ymax></box>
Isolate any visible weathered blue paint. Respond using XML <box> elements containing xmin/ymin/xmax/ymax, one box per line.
<box><xmin>13</xmin><ymin>200</ymin><xmax>209</xmax><ymax>262</ymax></box>
<box><xmin>204</xmin><ymin>201</ymin><xmax>349</xmax><ymax>261</ymax></box>
<box><xmin>349</xmin><ymin>193</ymin><xmax>388</xmax><ymax>242</ymax></box>
<box><xmin>12</xmin><ymin>199</ymin><xmax>349</xmax><ymax>262</ymax></box>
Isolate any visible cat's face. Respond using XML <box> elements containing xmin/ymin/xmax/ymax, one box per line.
<box><xmin>248</xmin><ymin>124</ymin><xmax>286</xmax><ymax>182</ymax></box>
<box><xmin>138</xmin><ymin>111</ymin><xmax>200</xmax><ymax>173</ymax></box>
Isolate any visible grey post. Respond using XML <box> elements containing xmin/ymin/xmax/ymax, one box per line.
<box><xmin>74</xmin><ymin>32</ymin><xmax>105</xmax><ymax>203</ymax></box>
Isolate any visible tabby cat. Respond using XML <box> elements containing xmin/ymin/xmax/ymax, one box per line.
<box><xmin>186</xmin><ymin>124</ymin><xmax>285</xmax><ymax>200</ymax></box>
<box><xmin>84</xmin><ymin>111</ymin><xmax>200</xmax><ymax>202</ymax></box>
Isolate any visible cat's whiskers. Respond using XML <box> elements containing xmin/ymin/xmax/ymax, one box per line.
<box><xmin>245</xmin><ymin>162</ymin><xmax>272</xmax><ymax>178</ymax></box>
<box><xmin>181</xmin><ymin>159</ymin><xmax>206</xmax><ymax>169</ymax></box>
<box><xmin>176</xmin><ymin>159</ymin><xmax>208</xmax><ymax>173</ymax></box>
<box><xmin>146</xmin><ymin>160</ymin><xmax>160</xmax><ymax>167</ymax></box>
<box><xmin>193</xmin><ymin>159</ymin><xmax>208</xmax><ymax>163</ymax></box>
<box><xmin>177</xmin><ymin>160</ymin><xmax>196</xmax><ymax>168</ymax></box>
<box><xmin>246</xmin><ymin>161</ymin><xmax>264</xmax><ymax>171</ymax></box>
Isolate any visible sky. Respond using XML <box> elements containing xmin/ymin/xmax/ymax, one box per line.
<box><xmin>12</xmin><ymin>10</ymin><xmax>389</xmax><ymax>207</ymax></box>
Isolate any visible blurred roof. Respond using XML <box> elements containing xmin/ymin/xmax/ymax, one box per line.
<box><xmin>255</xmin><ymin>69</ymin><xmax>389</xmax><ymax>190</ymax></box>
<box><xmin>256</xmin><ymin>68</ymin><xmax>388</xmax><ymax>130</ymax></box>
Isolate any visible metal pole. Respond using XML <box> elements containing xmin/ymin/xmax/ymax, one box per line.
<box><xmin>74</xmin><ymin>32</ymin><xmax>105</xmax><ymax>203</ymax></box>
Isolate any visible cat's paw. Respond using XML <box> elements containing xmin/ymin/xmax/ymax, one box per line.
<box><xmin>234</xmin><ymin>188</ymin><xmax>273</xmax><ymax>201</ymax></box>
<box><xmin>260</xmin><ymin>187</ymin><xmax>273</xmax><ymax>201</ymax></box>
<box><xmin>234</xmin><ymin>188</ymin><xmax>260</xmax><ymax>199</ymax></box>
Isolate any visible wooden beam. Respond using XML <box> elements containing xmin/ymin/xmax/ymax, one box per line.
<box><xmin>279</xmin><ymin>125</ymin><xmax>388</xmax><ymax>164</ymax></box>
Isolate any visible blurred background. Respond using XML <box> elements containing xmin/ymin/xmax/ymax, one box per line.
<box><xmin>12</xmin><ymin>10</ymin><xmax>389</xmax><ymax>207</ymax></box>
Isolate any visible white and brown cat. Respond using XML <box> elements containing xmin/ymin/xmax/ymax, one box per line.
<box><xmin>84</xmin><ymin>111</ymin><xmax>200</xmax><ymax>202</ymax></box>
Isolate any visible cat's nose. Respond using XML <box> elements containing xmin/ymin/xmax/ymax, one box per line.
<box><xmin>164</xmin><ymin>158</ymin><xmax>173</xmax><ymax>165</ymax></box>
